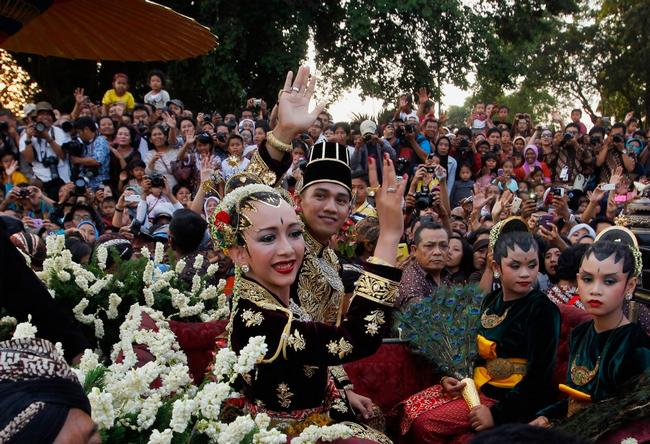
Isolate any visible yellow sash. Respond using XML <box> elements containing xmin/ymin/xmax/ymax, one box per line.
<box><xmin>473</xmin><ymin>334</ymin><xmax>527</xmax><ymax>390</ymax></box>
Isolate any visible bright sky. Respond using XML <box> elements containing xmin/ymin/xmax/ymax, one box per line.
<box><xmin>302</xmin><ymin>37</ymin><xmax>471</xmax><ymax>123</ymax></box>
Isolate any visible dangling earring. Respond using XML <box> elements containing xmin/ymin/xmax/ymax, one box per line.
<box><xmin>625</xmin><ymin>293</ymin><xmax>633</xmax><ymax>301</ymax></box>
<box><xmin>241</xmin><ymin>264</ymin><xmax>250</xmax><ymax>273</ymax></box>
<box><xmin>493</xmin><ymin>272</ymin><xmax>500</xmax><ymax>279</ymax></box>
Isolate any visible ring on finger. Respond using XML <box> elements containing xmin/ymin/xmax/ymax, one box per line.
<box><xmin>387</xmin><ymin>187</ymin><xmax>397</xmax><ymax>193</ymax></box>
<box><xmin>291</xmin><ymin>86</ymin><xmax>300</xmax><ymax>93</ymax></box>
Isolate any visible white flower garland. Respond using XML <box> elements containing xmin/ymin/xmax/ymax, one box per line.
<box><xmin>12</xmin><ymin>315</ymin><xmax>37</xmax><ymax>340</ymax></box>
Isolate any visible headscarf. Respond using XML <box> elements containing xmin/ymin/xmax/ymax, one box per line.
<box><xmin>435</xmin><ymin>136</ymin><xmax>451</xmax><ymax>173</ymax></box>
<box><xmin>76</xmin><ymin>220</ymin><xmax>99</xmax><ymax>241</ymax></box>
<box><xmin>10</xmin><ymin>232</ymin><xmax>46</xmax><ymax>268</ymax></box>
<box><xmin>522</xmin><ymin>145</ymin><xmax>542</xmax><ymax>176</ymax></box>
<box><xmin>0</xmin><ymin>338</ymin><xmax>91</xmax><ymax>443</ymax></box>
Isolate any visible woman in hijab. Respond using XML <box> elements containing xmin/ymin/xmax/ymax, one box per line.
<box><xmin>514</xmin><ymin>145</ymin><xmax>551</xmax><ymax>183</ymax></box>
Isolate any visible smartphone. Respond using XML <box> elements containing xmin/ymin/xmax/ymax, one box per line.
<box><xmin>125</xmin><ymin>194</ymin><xmax>141</xmax><ymax>203</ymax></box>
<box><xmin>538</xmin><ymin>214</ymin><xmax>554</xmax><ymax>229</ymax></box>
<box><xmin>32</xmin><ymin>218</ymin><xmax>43</xmax><ymax>228</ymax></box>
<box><xmin>497</xmin><ymin>168</ymin><xmax>504</xmax><ymax>177</ymax></box>
<box><xmin>600</xmin><ymin>183</ymin><xmax>616</xmax><ymax>191</ymax></box>
<box><xmin>511</xmin><ymin>197</ymin><xmax>522</xmax><ymax>215</ymax></box>
<box><xmin>614</xmin><ymin>194</ymin><xmax>628</xmax><ymax>203</ymax></box>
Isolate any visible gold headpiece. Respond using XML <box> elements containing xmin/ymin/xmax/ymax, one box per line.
<box><xmin>488</xmin><ymin>216</ymin><xmax>530</xmax><ymax>251</ymax></box>
<box><xmin>595</xmin><ymin>226</ymin><xmax>643</xmax><ymax>277</ymax></box>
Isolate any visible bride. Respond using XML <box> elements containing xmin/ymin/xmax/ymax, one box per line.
<box><xmin>210</xmin><ymin>118</ymin><xmax>405</xmax><ymax>443</ymax></box>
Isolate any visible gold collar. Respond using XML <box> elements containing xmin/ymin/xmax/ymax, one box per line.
<box><xmin>303</xmin><ymin>228</ymin><xmax>326</xmax><ymax>257</ymax></box>
<box><xmin>236</xmin><ymin>277</ymin><xmax>286</xmax><ymax>311</ymax></box>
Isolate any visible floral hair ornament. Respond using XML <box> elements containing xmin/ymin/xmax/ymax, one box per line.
<box><xmin>208</xmin><ymin>184</ymin><xmax>284</xmax><ymax>253</ymax></box>
<box><xmin>488</xmin><ymin>216</ymin><xmax>530</xmax><ymax>251</ymax></box>
<box><xmin>595</xmin><ymin>225</ymin><xmax>643</xmax><ymax>278</ymax></box>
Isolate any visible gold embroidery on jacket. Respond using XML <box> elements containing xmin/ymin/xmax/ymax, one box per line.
<box><xmin>277</xmin><ymin>382</ymin><xmax>293</xmax><ymax>408</ymax></box>
<box><xmin>327</xmin><ymin>338</ymin><xmax>353</xmax><ymax>359</ymax></box>
<box><xmin>241</xmin><ymin>309</ymin><xmax>264</xmax><ymax>327</ymax></box>
<box><xmin>364</xmin><ymin>310</ymin><xmax>386</xmax><ymax>336</ymax></box>
<box><xmin>287</xmin><ymin>329</ymin><xmax>306</xmax><ymax>351</ymax></box>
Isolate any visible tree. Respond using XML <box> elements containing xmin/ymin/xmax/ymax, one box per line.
<box><xmin>9</xmin><ymin>0</ymin><xmax>482</xmax><ymax>115</ymax></box>
<box><xmin>0</xmin><ymin>49</ymin><xmax>40</xmax><ymax>115</ymax></box>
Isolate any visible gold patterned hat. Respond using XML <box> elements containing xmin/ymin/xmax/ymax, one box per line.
<box><xmin>488</xmin><ymin>216</ymin><xmax>530</xmax><ymax>251</ymax></box>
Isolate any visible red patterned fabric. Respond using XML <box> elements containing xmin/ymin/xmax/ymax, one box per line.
<box><xmin>168</xmin><ymin>319</ymin><xmax>228</xmax><ymax>383</ymax></box>
<box><xmin>343</xmin><ymin>343</ymin><xmax>438</xmax><ymax>413</ymax></box>
<box><xmin>399</xmin><ymin>388</ymin><xmax>496</xmax><ymax>444</ymax></box>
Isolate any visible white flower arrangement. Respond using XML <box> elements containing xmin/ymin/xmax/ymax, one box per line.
<box><xmin>79</xmin><ymin>304</ymin><xmax>350</xmax><ymax>444</ymax></box>
<box><xmin>36</xmin><ymin>236</ymin><xmax>230</xmax><ymax>353</ymax></box>
<box><xmin>11</xmin><ymin>314</ymin><xmax>37</xmax><ymax>340</ymax></box>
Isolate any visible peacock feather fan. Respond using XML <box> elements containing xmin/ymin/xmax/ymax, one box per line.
<box><xmin>395</xmin><ymin>283</ymin><xmax>484</xmax><ymax>379</ymax></box>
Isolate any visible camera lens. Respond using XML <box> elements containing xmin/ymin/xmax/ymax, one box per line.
<box><xmin>35</xmin><ymin>122</ymin><xmax>46</xmax><ymax>133</ymax></box>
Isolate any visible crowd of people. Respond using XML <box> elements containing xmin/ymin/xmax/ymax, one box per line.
<box><xmin>0</xmin><ymin>65</ymin><xmax>649</xmax><ymax>443</ymax></box>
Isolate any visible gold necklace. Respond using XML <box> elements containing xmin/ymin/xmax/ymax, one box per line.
<box><xmin>570</xmin><ymin>312</ymin><xmax>624</xmax><ymax>386</ymax></box>
<box><xmin>481</xmin><ymin>307</ymin><xmax>510</xmax><ymax>329</ymax></box>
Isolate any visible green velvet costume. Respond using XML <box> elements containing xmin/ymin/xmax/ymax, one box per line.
<box><xmin>539</xmin><ymin>320</ymin><xmax>650</xmax><ymax>420</ymax></box>
<box><xmin>477</xmin><ymin>289</ymin><xmax>561</xmax><ymax>424</ymax></box>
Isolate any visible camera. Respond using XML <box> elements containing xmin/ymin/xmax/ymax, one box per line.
<box><xmin>299</xmin><ymin>133</ymin><xmax>311</xmax><ymax>142</ymax></box>
<box><xmin>395</xmin><ymin>126</ymin><xmax>405</xmax><ymax>139</ymax></box>
<box><xmin>196</xmin><ymin>132</ymin><xmax>212</xmax><ymax>144</ymax></box>
<box><xmin>415</xmin><ymin>189</ymin><xmax>433</xmax><ymax>210</ymax></box>
<box><xmin>130</xmin><ymin>219</ymin><xmax>142</xmax><ymax>236</ymax></box>
<box><xmin>34</xmin><ymin>122</ymin><xmax>46</xmax><ymax>133</ymax></box>
<box><xmin>60</xmin><ymin>121</ymin><xmax>73</xmax><ymax>133</ymax></box>
<box><xmin>405</xmin><ymin>124</ymin><xmax>415</xmax><ymax>134</ymax></box>
<box><xmin>563</xmin><ymin>132</ymin><xmax>573</xmax><ymax>141</ymax></box>
<box><xmin>457</xmin><ymin>138</ymin><xmax>470</xmax><ymax>152</ymax></box>
<box><xmin>395</xmin><ymin>157</ymin><xmax>409</xmax><ymax>176</ymax></box>
<box><xmin>148</xmin><ymin>174</ymin><xmax>165</xmax><ymax>188</ymax></box>
<box><xmin>226</xmin><ymin>120</ymin><xmax>237</xmax><ymax>131</ymax></box>
<box><xmin>298</xmin><ymin>158</ymin><xmax>308</xmax><ymax>172</ymax></box>
<box><xmin>17</xmin><ymin>187</ymin><xmax>30</xmax><ymax>199</ymax></box>
<box><xmin>61</xmin><ymin>140</ymin><xmax>84</xmax><ymax>157</ymax></box>
<box><xmin>424</xmin><ymin>166</ymin><xmax>435</xmax><ymax>173</ymax></box>
<box><xmin>363</xmin><ymin>134</ymin><xmax>373</xmax><ymax>143</ymax></box>
<box><xmin>203</xmin><ymin>113</ymin><xmax>212</xmax><ymax>123</ymax></box>
<box><xmin>216</xmin><ymin>132</ymin><xmax>227</xmax><ymax>142</ymax></box>
<box><xmin>254</xmin><ymin>99</ymin><xmax>262</xmax><ymax>107</ymax></box>
<box><xmin>74</xmin><ymin>176</ymin><xmax>90</xmax><ymax>196</ymax></box>
<box><xmin>136</xmin><ymin>122</ymin><xmax>148</xmax><ymax>134</ymax></box>
<box><xmin>612</xmin><ymin>134</ymin><xmax>624</xmax><ymax>144</ymax></box>
<box><xmin>41</xmin><ymin>156</ymin><xmax>60</xmax><ymax>180</ymax></box>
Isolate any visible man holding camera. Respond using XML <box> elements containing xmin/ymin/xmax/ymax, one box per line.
<box><xmin>595</xmin><ymin>123</ymin><xmax>637</xmax><ymax>183</ymax></box>
<box><xmin>19</xmin><ymin>102</ymin><xmax>71</xmax><ymax>199</ymax></box>
<box><xmin>350</xmin><ymin>120</ymin><xmax>396</xmax><ymax>183</ymax></box>
<box><xmin>70</xmin><ymin>117</ymin><xmax>110</xmax><ymax>190</ymax></box>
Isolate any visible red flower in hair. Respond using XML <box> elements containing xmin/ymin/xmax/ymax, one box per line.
<box><xmin>214</xmin><ymin>210</ymin><xmax>231</xmax><ymax>225</ymax></box>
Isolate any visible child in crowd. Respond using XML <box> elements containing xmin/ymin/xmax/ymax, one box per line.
<box><xmin>450</xmin><ymin>163</ymin><xmax>475</xmax><ymax>208</ymax></box>
<box><xmin>102</xmin><ymin>73</ymin><xmax>135</xmax><ymax>115</ymax></box>
<box><xmin>134</xmin><ymin>176</ymin><xmax>182</xmax><ymax>230</ymax></box>
<box><xmin>119</xmin><ymin>159</ymin><xmax>147</xmax><ymax>194</ymax></box>
<box><xmin>477</xmin><ymin>152</ymin><xmax>499</xmax><ymax>187</ymax></box>
<box><xmin>221</xmin><ymin>135</ymin><xmax>250</xmax><ymax>181</ymax></box>
<box><xmin>469</xmin><ymin>102</ymin><xmax>488</xmax><ymax>134</ymax></box>
<box><xmin>144</xmin><ymin>70</ymin><xmax>170</xmax><ymax>110</ymax></box>
<box><xmin>493</xmin><ymin>159</ymin><xmax>519</xmax><ymax>193</ymax></box>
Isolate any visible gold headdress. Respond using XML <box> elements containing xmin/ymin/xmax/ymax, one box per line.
<box><xmin>488</xmin><ymin>216</ymin><xmax>530</xmax><ymax>251</ymax></box>
<box><xmin>208</xmin><ymin>184</ymin><xmax>291</xmax><ymax>253</ymax></box>
<box><xmin>595</xmin><ymin>226</ymin><xmax>643</xmax><ymax>277</ymax></box>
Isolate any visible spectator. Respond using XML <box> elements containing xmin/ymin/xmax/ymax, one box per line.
<box><xmin>397</xmin><ymin>221</ymin><xmax>450</xmax><ymax>310</ymax></box>
<box><xmin>143</xmin><ymin>124</ymin><xmax>179</xmax><ymax>189</ymax></box>
<box><xmin>446</xmin><ymin>233</ymin><xmax>474</xmax><ymax>284</ymax></box>
<box><xmin>173</xmin><ymin>182</ymin><xmax>192</xmax><ymax>208</ymax></box>
<box><xmin>110</xmin><ymin>124</ymin><xmax>141</xmax><ymax>193</ymax></box>
<box><xmin>71</xmin><ymin>117</ymin><xmax>110</xmax><ymax>191</ymax></box>
<box><xmin>546</xmin><ymin>243</ymin><xmax>589</xmax><ymax>309</ymax></box>
<box><xmin>144</xmin><ymin>69</ymin><xmax>170</xmax><ymax>110</ymax></box>
<box><xmin>350</xmin><ymin>172</ymin><xmax>377</xmax><ymax>221</ymax></box>
<box><xmin>19</xmin><ymin>102</ymin><xmax>71</xmax><ymax>199</ymax></box>
<box><xmin>434</xmin><ymin>136</ymin><xmax>457</xmax><ymax>195</ymax></box>
<box><xmin>514</xmin><ymin>145</ymin><xmax>551</xmax><ymax>183</ymax></box>
<box><xmin>221</xmin><ymin>134</ymin><xmax>250</xmax><ymax>181</ymax></box>
<box><xmin>102</xmin><ymin>73</ymin><xmax>135</xmax><ymax>114</ymax></box>
<box><xmin>351</xmin><ymin>120</ymin><xmax>396</xmax><ymax>182</ymax></box>
<box><xmin>1</xmin><ymin>149</ymin><xmax>28</xmax><ymax>196</ymax></box>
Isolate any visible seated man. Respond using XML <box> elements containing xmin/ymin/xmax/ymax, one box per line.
<box><xmin>397</xmin><ymin>221</ymin><xmax>450</xmax><ymax>310</ymax></box>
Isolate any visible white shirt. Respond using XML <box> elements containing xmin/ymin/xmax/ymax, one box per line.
<box><xmin>19</xmin><ymin>126</ymin><xmax>71</xmax><ymax>182</ymax></box>
<box><xmin>143</xmin><ymin>148</ymin><xmax>179</xmax><ymax>189</ymax></box>
<box><xmin>221</xmin><ymin>156</ymin><xmax>250</xmax><ymax>181</ymax></box>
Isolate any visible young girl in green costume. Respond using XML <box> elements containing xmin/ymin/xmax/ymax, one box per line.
<box><xmin>531</xmin><ymin>226</ymin><xmax>650</xmax><ymax>426</ymax></box>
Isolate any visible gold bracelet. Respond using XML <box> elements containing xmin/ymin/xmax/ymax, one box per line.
<box><xmin>366</xmin><ymin>256</ymin><xmax>392</xmax><ymax>267</ymax></box>
<box><xmin>266</xmin><ymin>131</ymin><xmax>293</xmax><ymax>153</ymax></box>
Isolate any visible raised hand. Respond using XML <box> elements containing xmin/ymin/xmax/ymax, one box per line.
<box><xmin>472</xmin><ymin>183</ymin><xmax>489</xmax><ymax>211</ymax></box>
<box><xmin>74</xmin><ymin>87</ymin><xmax>87</xmax><ymax>104</ymax></box>
<box><xmin>276</xmin><ymin>66</ymin><xmax>326</xmax><ymax>139</ymax></box>
<box><xmin>369</xmin><ymin>154</ymin><xmax>408</xmax><ymax>266</ymax></box>
<box><xmin>417</xmin><ymin>87</ymin><xmax>429</xmax><ymax>104</ymax></box>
